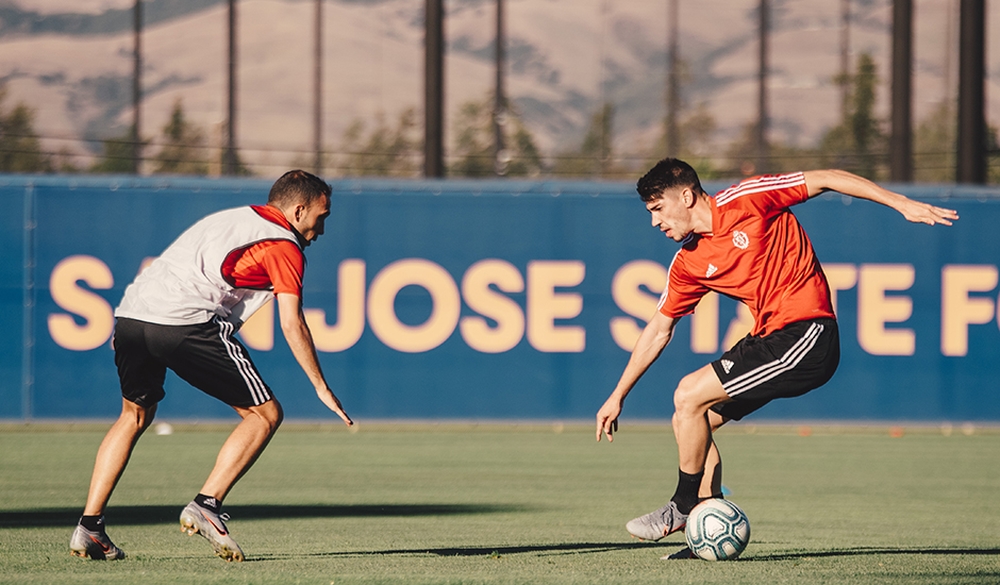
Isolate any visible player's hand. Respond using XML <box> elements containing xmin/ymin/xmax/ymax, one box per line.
<box><xmin>596</xmin><ymin>395</ymin><xmax>623</xmax><ymax>443</ymax></box>
<box><xmin>899</xmin><ymin>199</ymin><xmax>959</xmax><ymax>226</ymax></box>
<box><xmin>318</xmin><ymin>387</ymin><xmax>354</xmax><ymax>427</ymax></box>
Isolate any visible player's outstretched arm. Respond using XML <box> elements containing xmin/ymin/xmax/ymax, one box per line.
<box><xmin>276</xmin><ymin>293</ymin><xmax>353</xmax><ymax>427</ymax></box>
<box><xmin>803</xmin><ymin>169</ymin><xmax>959</xmax><ymax>226</ymax></box>
<box><xmin>597</xmin><ymin>311</ymin><xmax>678</xmax><ymax>443</ymax></box>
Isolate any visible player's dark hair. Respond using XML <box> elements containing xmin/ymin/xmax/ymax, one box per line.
<box><xmin>268</xmin><ymin>169</ymin><xmax>331</xmax><ymax>207</ymax></box>
<box><xmin>637</xmin><ymin>158</ymin><xmax>704</xmax><ymax>202</ymax></box>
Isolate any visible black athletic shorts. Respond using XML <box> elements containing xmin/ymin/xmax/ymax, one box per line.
<box><xmin>710</xmin><ymin>317</ymin><xmax>839</xmax><ymax>421</ymax></box>
<box><xmin>113</xmin><ymin>316</ymin><xmax>273</xmax><ymax>408</ymax></box>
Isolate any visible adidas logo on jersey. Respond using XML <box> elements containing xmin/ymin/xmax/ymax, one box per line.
<box><xmin>721</xmin><ymin>359</ymin><xmax>735</xmax><ymax>374</ymax></box>
<box><xmin>706</xmin><ymin>263</ymin><xmax>718</xmax><ymax>278</ymax></box>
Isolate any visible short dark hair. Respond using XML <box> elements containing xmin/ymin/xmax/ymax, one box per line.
<box><xmin>268</xmin><ymin>170</ymin><xmax>331</xmax><ymax>207</ymax></box>
<box><xmin>636</xmin><ymin>158</ymin><xmax>704</xmax><ymax>202</ymax></box>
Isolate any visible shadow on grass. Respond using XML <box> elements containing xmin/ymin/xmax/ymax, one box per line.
<box><xmin>252</xmin><ymin>541</ymin><xmax>663</xmax><ymax>561</ymax></box>
<box><xmin>251</xmin><ymin>543</ymin><xmax>1000</xmax><ymax>563</ymax></box>
<box><xmin>0</xmin><ymin>503</ymin><xmax>527</xmax><ymax>529</ymax></box>
<box><xmin>747</xmin><ymin>546</ymin><xmax>1000</xmax><ymax>561</ymax></box>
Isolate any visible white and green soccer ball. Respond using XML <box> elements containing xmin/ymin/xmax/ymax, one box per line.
<box><xmin>684</xmin><ymin>498</ymin><xmax>751</xmax><ymax>561</ymax></box>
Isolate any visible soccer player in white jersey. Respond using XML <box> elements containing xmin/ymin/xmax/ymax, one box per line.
<box><xmin>70</xmin><ymin>170</ymin><xmax>352</xmax><ymax>562</ymax></box>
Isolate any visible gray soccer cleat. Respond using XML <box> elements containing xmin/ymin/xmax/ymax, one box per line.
<box><xmin>625</xmin><ymin>500</ymin><xmax>687</xmax><ymax>541</ymax></box>
<box><xmin>179</xmin><ymin>501</ymin><xmax>245</xmax><ymax>562</ymax></box>
<box><xmin>70</xmin><ymin>521</ymin><xmax>126</xmax><ymax>560</ymax></box>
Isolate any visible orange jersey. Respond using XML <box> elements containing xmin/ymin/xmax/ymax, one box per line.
<box><xmin>657</xmin><ymin>173</ymin><xmax>835</xmax><ymax>337</ymax></box>
<box><xmin>221</xmin><ymin>205</ymin><xmax>305</xmax><ymax>296</ymax></box>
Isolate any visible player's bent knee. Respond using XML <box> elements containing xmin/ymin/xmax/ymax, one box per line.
<box><xmin>673</xmin><ymin>377</ymin><xmax>705</xmax><ymax>416</ymax></box>
<box><xmin>122</xmin><ymin>399</ymin><xmax>157</xmax><ymax>430</ymax></box>
<box><xmin>673</xmin><ymin>391</ymin><xmax>701</xmax><ymax>418</ymax></box>
<box><xmin>674</xmin><ymin>370</ymin><xmax>725</xmax><ymax>417</ymax></box>
<box><xmin>257</xmin><ymin>399</ymin><xmax>284</xmax><ymax>431</ymax></box>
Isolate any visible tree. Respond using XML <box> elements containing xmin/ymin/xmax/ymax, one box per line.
<box><xmin>816</xmin><ymin>52</ymin><xmax>886</xmax><ymax>180</ymax></box>
<box><xmin>338</xmin><ymin>108</ymin><xmax>420</xmax><ymax>177</ymax></box>
<box><xmin>579</xmin><ymin>102</ymin><xmax>614</xmax><ymax>170</ymax></box>
<box><xmin>52</xmin><ymin>147</ymin><xmax>81</xmax><ymax>174</ymax></box>
<box><xmin>849</xmin><ymin>53</ymin><xmax>882</xmax><ymax>178</ymax></box>
<box><xmin>912</xmin><ymin>102</ymin><xmax>954</xmax><ymax>183</ymax></box>
<box><xmin>987</xmin><ymin>125</ymin><xmax>1000</xmax><ymax>185</ymax></box>
<box><xmin>152</xmin><ymin>99</ymin><xmax>209</xmax><ymax>176</ymax></box>
<box><xmin>553</xmin><ymin>102</ymin><xmax>617</xmax><ymax>178</ymax></box>
<box><xmin>450</xmin><ymin>97</ymin><xmax>543</xmax><ymax>178</ymax></box>
<box><xmin>649</xmin><ymin>101</ymin><xmax>722</xmax><ymax>179</ymax></box>
<box><xmin>507</xmin><ymin>123</ymin><xmax>543</xmax><ymax>177</ymax></box>
<box><xmin>451</xmin><ymin>101</ymin><xmax>493</xmax><ymax>177</ymax></box>
<box><xmin>0</xmin><ymin>87</ymin><xmax>51</xmax><ymax>173</ymax></box>
<box><xmin>91</xmin><ymin>125</ymin><xmax>145</xmax><ymax>174</ymax></box>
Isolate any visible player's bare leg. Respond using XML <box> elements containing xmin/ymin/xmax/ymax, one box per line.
<box><xmin>700</xmin><ymin>411</ymin><xmax>729</xmax><ymax>499</ymax></box>
<box><xmin>671</xmin><ymin>364</ymin><xmax>729</xmax><ymax>480</ymax></box>
<box><xmin>84</xmin><ymin>398</ymin><xmax>157</xmax><ymax>516</ymax></box>
<box><xmin>72</xmin><ymin>398</ymin><xmax>155</xmax><ymax>559</ymax></box>
<box><xmin>179</xmin><ymin>399</ymin><xmax>283</xmax><ymax>562</ymax></box>
<box><xmin>199</xmin><ymin>399</ymin><xmax>284</xmax><ymax>501</ymax></box>
<box><xmin>625</xmin><ymin>365</ymin><xmax>728</xmax><ymax>542</ymax></box>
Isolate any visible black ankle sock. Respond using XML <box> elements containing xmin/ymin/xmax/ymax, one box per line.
<box><xmin>79</xmin><ymin>515</ymin><xmax>104</xmax><ymax>531</ymax></box>
<box><xmin>194</xmin><ymin>493</ymin><xmax>221</xmax><ymax>513</ymax></box>
<box><xmin>671</xmin><ymin>470</ymin><xmax>704</xmax><ymax>515</ymax></box>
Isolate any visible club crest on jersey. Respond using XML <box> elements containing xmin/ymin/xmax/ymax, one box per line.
<box><xmin>706</xmin><ymin>263</ymin><xmax>718</xmax><ymax>278</ymax></box>
<box><xmin>732</xmin><ymin>230</ymin><xmax>749</xmax><ymax>250</ymax></box>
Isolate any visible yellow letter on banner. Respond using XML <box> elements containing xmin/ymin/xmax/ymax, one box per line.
<box><xmin>857</xmin><ymin>264</ymin><xmax>915</xmax><ymax>356</ymax></box>
<box><xmin>941</xmin><ymin>265</ymin><xmax>998</xmax><ymax>356</ymax></box>
<box><xmin>368</xmin><ymin>259</ymin><xmax>460</xmax><ymax>353</ymax></box>
<box><xmin>609</xmin><ymin>260</ymin><xmax>667</xmax><ymax>351</ymax></box>
<box><xmin>305</xmin><ymin>259</ymin><xmax>367</xmax><ymax>352</ymax></box>
<box><xmin>526</xmin><ymin>261</ymin><xmax>586</xmax><ymax>352</ymax></box>
<box><xmin>460</xmin><ymin>259</ymin><xmax>525</xmax><ymax>353</ymax></box>
<box><xmin>48</xmin><ymin>255</ymin><xmax>115</xmax><ymax>351</ymax></box>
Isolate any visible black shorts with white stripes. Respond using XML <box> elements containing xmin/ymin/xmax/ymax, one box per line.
<box><xmin>710</xmin><ymin>317</ymin><xmax>839</xmax><ymax>421</ymax></box>
<box><xmin>113</xmin><ymin>316</ymin><xmax>273</xmax><ymax>408</ymax></box>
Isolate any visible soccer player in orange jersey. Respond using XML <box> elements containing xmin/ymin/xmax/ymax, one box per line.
<box><xmin>595</xmin><ymin>158</ymin><xmax>957</xmax><ymax>556</ymax></box>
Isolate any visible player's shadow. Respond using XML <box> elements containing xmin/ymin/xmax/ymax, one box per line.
<box><xmin>253</xmin><ymin>541</ymin><xmax>661</xmax><ymax>561</ymax></box>
<box><xmin>259</xmin><ymin>543</ymin><xmax>1000</xmax><ymax>562</ymax></box>
<box><xmin>0</xmin><ymin>503</ymin><xmax>526</xmax><ymax>529</ymax></box>
<box><xmin>746</xmin><ymin>546</ymin><xmax>1000</xmax><ymax>561</ymax></box>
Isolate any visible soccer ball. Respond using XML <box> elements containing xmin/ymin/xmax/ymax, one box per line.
<box><xmin>684</xmin><ymin>498</ymin><xmax>751</xmax><ymax>561</ymax></box>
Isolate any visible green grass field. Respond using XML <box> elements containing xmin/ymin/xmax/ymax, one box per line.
<box><xmin>1</xmin><ymin>421</ymin><xmax>998</xmax><ymax>584</ymax></box>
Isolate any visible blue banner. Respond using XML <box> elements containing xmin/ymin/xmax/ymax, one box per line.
<box><xmin>1</xmin><ymin>175</ymin><xmax>998</xmax><ymax>421</ymax></box>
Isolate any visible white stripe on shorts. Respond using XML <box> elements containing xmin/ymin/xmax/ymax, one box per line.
<box><xmin>723</xmin><ymin>322</ymin><xmax>824</xmax><ymax>398</ymax></box>
<box><xmin>215</xmin><ymin>317</ymin><xmax>271</xmax><ymax>405</ymax></box>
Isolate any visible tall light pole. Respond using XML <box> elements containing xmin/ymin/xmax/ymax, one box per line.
<box><xmin>424</xmin><ymin>0</ymin><xmax>445</xmax><ymax>177</ymax></box>
<box><xmin>839</xmin><ymin>0</ymin><xmax>850</xmax><ymax>118</ymax></box>
<box><xmin>314</xmin><ymin>0</ymin><xmax>323</xmax><ymax>175</ymax></box>
<box><xmin>493</xmin><ymin>0</ymin><xmax>508</xmax><ymax>176</ymax></box>
<box><xmin>756</xmin><ymin>0</ymin><xmax>769</xmax><ymax>174</ymax></box>
<box><xmin>665</xmin><ymin>0</ymin><xmax>679</xmax><ymax>157</ymax></box>
<box><xmin>890</xmin><ymin>0</ymin><xmax>913</xmax><ymax>182</ymax></box>
<box><xmin>956</xmin><ymin>0</ymin><xmax>985</xmax><ymax>183</ymax></box>
<box><xmin>132</xmin><ymin>0</ymin><xmax>142</xmax><ymax>174</ymax></box>
<box><xmin>223</xmin><ymin>0</ymin><xmax>239</xmax><ymax>175</ymax></box>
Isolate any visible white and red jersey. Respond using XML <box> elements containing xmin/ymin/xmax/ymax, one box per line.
<box><xmin>657</xmin><ymin>172</ymin><xmax>835</xmax><ymax>337</ymax></box>
<box><xmin>116</xmin><ymin>205</ymin><xmax>305</xmax><ymax>327</ymax></box>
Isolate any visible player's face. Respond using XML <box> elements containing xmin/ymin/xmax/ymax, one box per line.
<box><xmin>646</xmin><ymin>188</ymin><xmax>692</xmax><ymax>241</ymax></box>
<box><xmin>293</xmin><ymin>194</ymin><xmax>331</xmax><ymax>247</ymax></box>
